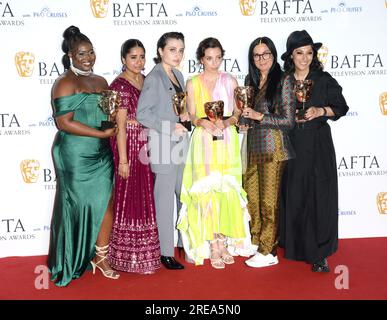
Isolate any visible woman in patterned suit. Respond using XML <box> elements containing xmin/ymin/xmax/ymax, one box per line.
<box><xmin>241</xmin><ymin>36</ymin><xmax>296</xmax><ymax>268</ymax></box>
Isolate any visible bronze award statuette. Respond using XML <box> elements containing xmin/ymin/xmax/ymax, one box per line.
<box><xmin>294</xmin><ymin>79</ymin><xmax>313</xmax><ymax>120</ymax></box>
<box><xmin>172</xmin><ymin>92</ymin><xmax>191</xmax><ymax>131</ymax></box>
<box><xmin>234</xmin><ymin>86</ymin><xmax>255</xmax><ymax>129</ymax></box>
<box><xmin>204</xmin><ymin>100</ymin><xmax>224</xmax><ymax>141</ymax></box>
<box><xmin>99</xmin><ymin>89</ymin><xmax>121</xmax><ymax>130</ymax></box>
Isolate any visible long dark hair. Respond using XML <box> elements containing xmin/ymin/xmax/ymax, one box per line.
<box><xmin>120</xmin><ymin>39</ymin><xmax>145</xmax><ymax>71</ymax></box>
<box><xmin>283</xmin><ymin>47</ymin><xmax>323</xmax><ymax>74</ymax></box>
<box><xmin>154</xmin><ymin>31</ymin><xmax>184</xmax><ymax>64</ymax></box>
<box><xmin>61</xmin><ymin>25</ymin><xmax>92</xmax><ymax>70</ymax></box>
<box><xmin>246</xmin><ymin>37</ymin><xmax>282</xmax><ymax>112</ymax></box>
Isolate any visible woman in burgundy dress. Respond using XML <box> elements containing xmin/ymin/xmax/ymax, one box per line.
<box><xmin>108</xmin><ymin>39</ymin><xmax>161</xmax><ymax>274</ymax></box>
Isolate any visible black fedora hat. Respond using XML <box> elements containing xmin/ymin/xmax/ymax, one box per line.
<box><xmin>281</xmin><ymin>30</ymin><xmax>322</xmax><ymax>60</ymax></box>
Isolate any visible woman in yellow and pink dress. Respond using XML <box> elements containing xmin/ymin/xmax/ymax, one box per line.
<box><xmin>177</xmin><ymin>38</ymin><xmax>252</xmax><ymax>268</ymax></box>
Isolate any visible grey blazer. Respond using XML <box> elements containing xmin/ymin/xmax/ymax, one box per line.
<box><xmin>136</xmin><ymin>63</ymin><xmax>189</xmax><ymax>174</ymax></box>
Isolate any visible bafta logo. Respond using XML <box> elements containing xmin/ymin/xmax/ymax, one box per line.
<box><xmin>172</xmin><ymin>92</ymin><xmax>191</xmax><ymax>131</ymax></box>
<box><xmin>239</xmin><ymin>0</ymin><xmax>257</xmax><ymax>16</ymax></box>
<box><xmin>20</xmin><ymin>159</ymin><xmax>40</xmax><ymax>183</ymax></box>
<box><xmin>317</xmin><ymin>46</ymin><xmax>329</xmax><ymax>66</ymax></box>
<box><xmin>90</xmin><ymin>0</ymin><xmax>109</xmax><ymax>18</ymax></box>
<box><xmin>294</xmin><ymin>80</ymin><xmax>313</xmax><ymax>120</ymax></box>
<box><xmin>99</xmin><ymin>90</ymin><xmax>120</xmax><ymax>130</ymax></box>
<box><xmin>204</xmin><ymin>100</ymin><xmax>224</xmax><ymax>140</ymax></box>
<box><xmin>379</xmin><ymin>92</ymin><xmax>387</xmax><ymax>115</ymax></box>
<box><xmin>377</xmin><ymin>192</ymin><xmax>387</xmax><ymax>214</ymax></box>
<box><xmin>15</xmin><ymin>52</ymin><xmax>35</xmax><ymax>77</ymax></box>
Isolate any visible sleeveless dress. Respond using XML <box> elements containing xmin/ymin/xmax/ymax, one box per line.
<box><xmin>177</xmin><ymin>72</ymin><xmax>252</xmax><ymax>265</ymax></box>
<box><xmin>47</xmin><ymin>93</ymin><xmax>114</xmax><ymax>287</ymax></box>
<box><xmin>108</xmin><ymin>77</ymin><xmax>161</xmax><ymax>273</ymax></box>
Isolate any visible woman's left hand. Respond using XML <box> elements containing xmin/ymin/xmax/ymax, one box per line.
<box><xmin>242</xmin><ymin>107</ymin><xmax>263</xmax><ymax>121</ymax></box>
<box><xmin>118</xmin><ymin>162</ymin><xmax>130</xmax><ymax>180</ymax></box>
<box><xmin>304</xmin><ymin>106</ymin><xmax>324</xmax><ymax>121</ymax></box>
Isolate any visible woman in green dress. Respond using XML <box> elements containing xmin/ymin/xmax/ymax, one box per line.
<box><xmin>47</xmin><ymin>26</ymin><xmax>119</xmax><ymax>286</ymax></box>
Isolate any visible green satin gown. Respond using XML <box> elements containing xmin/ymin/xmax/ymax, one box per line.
<box><xmin>47</xmin><ymin>93</ymin><xmax>113</xmax><ymax>287</ymax></box>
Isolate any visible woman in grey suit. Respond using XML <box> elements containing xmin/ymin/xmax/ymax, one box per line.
<box><xmin>136</xmin><ymin>32</ymin><xmax>189</xmax><ymax>270</ymax></box>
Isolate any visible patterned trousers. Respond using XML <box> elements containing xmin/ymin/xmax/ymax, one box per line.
<box><xmin>243</xmin><ymin>158</ymin><xmax>286</xmax><ymax>255</ymax></box>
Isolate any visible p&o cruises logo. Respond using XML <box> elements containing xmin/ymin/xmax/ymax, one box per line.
<box><xmin>28</xmin><ymin>116</ymin><xmax>56</xmax><ymax>129</ymax></box>
<box><xmin>338</xmin><ymin>208</ymin><xmax>357</xmax><ymax>216</ymax></box>
<box><xmin>320</xmin><ymin>1</ymin><xmax>362</xmax><ymax>14</ymax></box>
<box><xmin>183</xmin><ymin>6</ymin><xmax>218</xmax><ymax>17</ymax></box>
<box><xmin>29</xmin><ymin>6</ymin><xmax>68</xmax><ymax>18</ymax></box>
<box><xmin>239</xmin><ymin>0</ymin><xmax>322</xmax><ymax>23</ymax></box>
<box><xmin>90</xmin><ymin>0</ymin><xmax>177</xmax><ymax>27</ymax></box>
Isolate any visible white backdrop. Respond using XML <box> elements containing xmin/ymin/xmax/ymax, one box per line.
<box><xmin>1</xmin><ymin>0</ymin><xmax>386</xmax><ymax>258</ymax></box>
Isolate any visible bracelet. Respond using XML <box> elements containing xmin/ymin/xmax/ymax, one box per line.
<box><xmin>119</xmin><ymin>162</ymin><xmax>128</xmax><ymax>165</ymax></box>
<box><xmin>322</xmin><ymin>107</ymin><xmax>327</xmax><ymax>116</ymax></box>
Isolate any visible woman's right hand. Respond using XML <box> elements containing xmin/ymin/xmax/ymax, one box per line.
<box><xmin>238</xmin><ymin>124</ymin><xmax>249</xmax><ymax>133</ymax></box>
<box><xmin>200</xmin><ymin>119</ymin><xmax>223</xmax><ymax>137</ymax></box>
<box><xmin>100</xmin><ymin>127</ymin><xmax>117</xmax><ymax>138</ymax></box>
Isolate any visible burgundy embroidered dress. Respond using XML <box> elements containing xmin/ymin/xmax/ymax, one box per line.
<box><xmin>108</xmin><ymin>77</ymin><xmax>161</xmax><ymax>273</ymax></box>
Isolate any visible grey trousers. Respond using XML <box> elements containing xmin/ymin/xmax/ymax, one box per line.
<box><xmin>154</xmin><ymin>164</ymin><xmax>184</xmax><ymax>257</ymax></box>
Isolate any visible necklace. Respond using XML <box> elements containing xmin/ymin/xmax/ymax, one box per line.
<box><xmin>70</xmin><ymin>65</ymin><xmax>93</xmax><ymax>77</ymax></box>
<box><xmin>123</xmin><ymin>72</ymin><xmax>143</xmax><ymax>90</ymax></box>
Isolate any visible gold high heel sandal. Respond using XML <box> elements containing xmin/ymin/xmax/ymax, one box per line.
<box><xmin>217</xmin><ymin>236</ymin><xmax>235</xmax><ymax>265</ymax></box>
<box><xmin>90</xmin><ymin>244</ymin><xmax>120</xmax><ymax>279</ymax></box>
<box><xmin>210</xmin><ymin>240</ymin><xmax>225</xmax><ymax>269</ymax></box>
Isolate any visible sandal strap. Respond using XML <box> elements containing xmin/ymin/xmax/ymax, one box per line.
<box><xmin>94</xmin><ymin>244</ymin><xmax>109</xmax><ymax>264</ymax></box>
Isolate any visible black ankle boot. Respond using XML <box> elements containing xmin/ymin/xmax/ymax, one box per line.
<box><xmin>160</xmin><ymin>256</ymin><xmax>184</xmax><ymax>270</ymax></box>
<box><xmin>311</xmin><ymin>258</ymin><xmax>330</xmax><ymax>273</ymax></box>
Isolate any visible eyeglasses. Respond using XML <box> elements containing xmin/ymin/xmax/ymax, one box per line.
<box><xmin>253</xmin><ymin>52</ymin><xmax>272</xmax><ymax>61</ymax></box>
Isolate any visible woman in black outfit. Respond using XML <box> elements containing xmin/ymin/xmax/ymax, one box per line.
<box><xmin>280</xmin><ymin>30</ymin><xmax>349</xmax><ymax>272</ymax></box>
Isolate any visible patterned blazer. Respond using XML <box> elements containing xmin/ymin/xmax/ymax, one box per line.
<box><xmin>246</xmin><ymin>73</ymin><xmax>296</xmax><ymax>161</ymax></box>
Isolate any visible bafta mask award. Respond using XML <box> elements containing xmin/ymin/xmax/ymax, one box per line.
<box><xmin>234</xmin><ymin>86</ymin><xmax>255</xmax><ymax>129</ymax></box>
<box><xmin>172</xmin><ymin>92</ymin><xmax>191</xmax><ymax>131</ymax></box>
<box><xmin>294</xmin><ymin>80</ymin><xmax>313</xmax><ymax>120</ymax></box>
<box><xmin>99</xmin><ymin>90</ymin><xmax>121</xmax><ymax>130</ymax></box>
<box><xmin>204</xmin><ymin>100</ymin><xmax>224</xmax><ymax>141</ymax></box>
